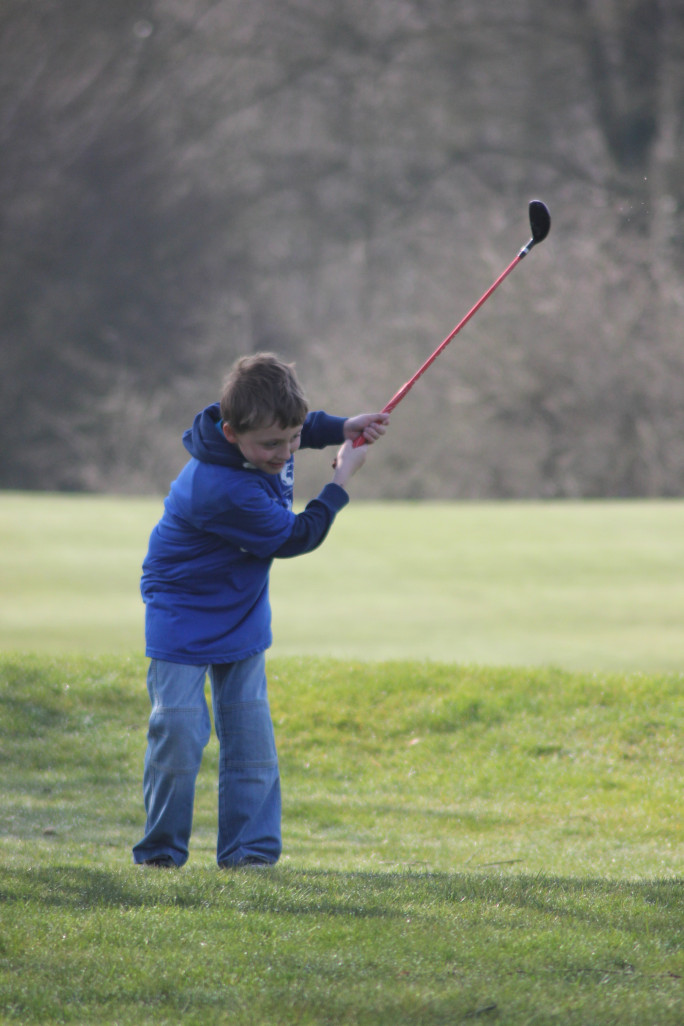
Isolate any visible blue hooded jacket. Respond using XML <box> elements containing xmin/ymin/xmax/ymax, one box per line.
<box><xmin>141</xmin><ymin>403</ymin><xmax>348</xmax><ymax>664</ymax></box>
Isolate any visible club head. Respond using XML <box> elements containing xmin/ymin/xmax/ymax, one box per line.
<box><xmin>528</xmin><ymin>199</ymin><xmax>551</xmax><ymax>245</ymax></box>
<box><xmin>518</xmin><ymin>199</ymin><xmax>551</xmax><ymax>257</ymax></box>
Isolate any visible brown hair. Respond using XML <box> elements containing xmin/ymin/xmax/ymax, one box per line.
<box><xmin>219</xmin><ymin>353</ymin><xmax>309</xmax><ymax>433</ymax></box>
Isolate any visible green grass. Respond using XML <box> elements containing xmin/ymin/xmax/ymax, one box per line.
<box><xmin>1</xmin><ymin>654</ymin><xmax>682</xmax><ymax>1024</ymax></box>
<box><xmin>1</xmin><ymin>494</ymin><xmax>683</xmax><ymax>1021</ymax></box>
<box><xmin>2</xmin><ymin>492</ymin><xmax>684</xmax><ymax>670</ymax></box>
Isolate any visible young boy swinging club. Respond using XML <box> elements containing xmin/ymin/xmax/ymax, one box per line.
<box><xmin>132</xmin><ymin>352</ymin><xmax>389</xmax><ymax>868</ymax></box>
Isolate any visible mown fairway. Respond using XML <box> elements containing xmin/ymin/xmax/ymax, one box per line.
<box><xmin>0</xmin><ymin>654</ymin><xmax>682</xmax><ymax>1024</ymax></box>
<box><xmin>2</xmin><ymin>492</ymin><xmax>684</xmax><ymax>670</ymax></box>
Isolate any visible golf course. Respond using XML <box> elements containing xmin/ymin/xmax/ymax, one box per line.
<box><xmin>1</xmin><ymin>493</ymin><xmax>682</xmax><ymax>1024</ymax></box>
<box><xmin>3</xmin><ymin>492</ymin><xmax>684</xmax><ymax>671</ymax></box>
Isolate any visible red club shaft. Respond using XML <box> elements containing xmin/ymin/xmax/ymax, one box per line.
<box><xmin>353</xmin><ymin>251</ymin><xmax>523</xmax><ymax>446</ymax></box>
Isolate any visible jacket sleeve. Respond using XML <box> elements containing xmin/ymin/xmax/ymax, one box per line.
<box><xmin>271</xmin><ymin>483</ymin><xmax>349</xmax><ymax>558</ymax></box>
<box><xmin>300</xmin><ymin>410</ymin><xmax>347</xmax><ymax>449</ymax></box>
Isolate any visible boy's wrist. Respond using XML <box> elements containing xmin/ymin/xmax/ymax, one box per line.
<box><xmin>319</xmin><ymin>481</ymin><xmax>350</xmax><ymax>508</ymax></box>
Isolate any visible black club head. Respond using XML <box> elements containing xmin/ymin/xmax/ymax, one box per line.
<box><xmin>528</xmin><ymin>199</ymin><xmax>551</xmax><ymax>245</ymax></box>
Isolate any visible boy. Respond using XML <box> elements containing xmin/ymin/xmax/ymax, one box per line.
<box><xmin>132</xmin><ymin>353</ymin><xmax>388</xmax><ymax>868</ymax></box>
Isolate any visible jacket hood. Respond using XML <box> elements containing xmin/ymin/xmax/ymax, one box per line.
<box><xmin>182</xmin><ymin>403</ymin><xmax>246</xmax><ymax>468</ymax></box>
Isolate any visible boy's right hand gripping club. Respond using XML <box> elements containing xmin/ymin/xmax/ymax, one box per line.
<box><xmin>353</xmin><ymin>199</ymin><xmax>551</xmax><ymax>446</ymax></box>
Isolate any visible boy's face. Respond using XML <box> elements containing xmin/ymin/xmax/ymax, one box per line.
<box><xmin>223</xmin><ymin>421</ymin><xmax>303</xmax><ymax>475</ymax></box>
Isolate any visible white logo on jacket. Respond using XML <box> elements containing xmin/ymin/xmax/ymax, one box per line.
<box><xmin>280</xmin><ymin>461</ymin><xmax>295</xmax><ymax>509</ymax></box>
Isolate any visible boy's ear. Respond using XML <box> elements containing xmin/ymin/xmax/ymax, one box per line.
<box><xmin>222</xmin><ymin>422</ymin><xmax>239</xmax><ymax>444</ymax></box>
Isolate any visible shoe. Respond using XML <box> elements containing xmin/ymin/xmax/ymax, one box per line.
<box><xmin>219</xmin><ymin>856</ymin><xmax>273</xmax><ymax>869</ymax></box>
<box><xmin>140</xmin><ymin>855</ymin><xmax>177</xmax><ymax>868</ymax></box>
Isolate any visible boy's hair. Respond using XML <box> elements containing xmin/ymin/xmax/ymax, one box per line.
<box><xmin>220</xmin><ymin>353</ymin><xmax>309</xmax><ymax>433</ymax></box>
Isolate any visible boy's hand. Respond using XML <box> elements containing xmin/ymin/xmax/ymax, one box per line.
<box><xmin>332</xmin><ymin>439</ymin><xmax>368</xmax><ymax>488</ymax></box>
<box><xmin>343</xmin><ymin>412</ymin><xmax>390</xmax><ymax>445</ymax></box>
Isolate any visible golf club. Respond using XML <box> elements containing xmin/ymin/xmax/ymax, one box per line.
<box><xmin>353</xmin><ymin>199</ymin><xmax>551</xmax><ymax>447</ymax></box>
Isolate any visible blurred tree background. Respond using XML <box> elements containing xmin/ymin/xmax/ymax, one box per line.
<box><xmin>2</xmin><ymin>0</ymin><xmax>684</xmax><ymax>499</ymax></box>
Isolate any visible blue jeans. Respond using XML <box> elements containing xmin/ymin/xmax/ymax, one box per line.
<box><xmin>132</xmin><ymin>652</ymin><xmax>281</xmax><ymax>867</ymax></box>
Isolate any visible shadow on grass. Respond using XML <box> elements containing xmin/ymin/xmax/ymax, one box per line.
<box><xmin>0</xmin><ymin>864</ymin><xmax>680</xmax><ymax>926</ymax></box>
